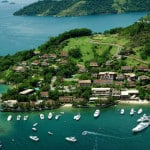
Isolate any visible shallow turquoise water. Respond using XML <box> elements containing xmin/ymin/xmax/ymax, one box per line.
<box><xmin>0</xmin><ymin>84</ymin><xmax>10</xmax><ymax>94</ymax></box>
<box><xmin>0</xmin><ymin>105</ymin><xmax>150</xmax><ymax>150</ymax></box>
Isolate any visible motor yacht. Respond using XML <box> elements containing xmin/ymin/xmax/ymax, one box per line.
<box><xmin>29</xmin><ymin>136</ymin><xmax>39</xmax><ymax>141</ymax></box>
<box><xmin>130</xmin><ymin>108</ymin><xmax>135</xmax><ymax>116</ymax></box>
<box><xmin>23</xmin><ymin>115</ymin><xmax>28</xmax><ymax>120</ymax></box>
<box><xmin>48</xmin><ymin>131</ymin><xmax>53</xmax><ymax>135</ymax></box>
<box><xmin>32</xmin><ymin>127</ymin><xmax>37</xmax><ymax>132</ymax></box>
<box><xmin>120</xmin><ymin>109</ymin><xmax>125</xmax><ymax>115</ymax></box>
<box><xmin>55</xmin><ymin>115</ymin><xmax>60</xmax><ymax>120</ymax></box>
<box><xmin>65</xmin><ymin>136</ymin><xmax>77</xmax><ymax>142</ymax></box>
<box><xmin>74</xmin><ymin>113</ymin><xmax>81</xmax><ymax>121</ymax></box>
<box><xmin>40</xmin><ymin>114</ymin><xmax>44</xmax><ymax>120</ymax></box>
<box><xmin>33</xmin><ymin>123</ymin><xmax>38</xmax><ymax>127</ymax></box>
<box><xmin>48</xmin><ymin>112</ymin><xmax>53</xmax><ymax>119</ymax></box>
<box><xmin>137</xmin><ymin>108</ymin><xmax>143</xmax><ymax>114</ymax></box>
<box><xmin>16</xmin><ymin>115</ymin><xmax>21</xmax><ymax>120</ymax></box>
<box><xmin>94</xmin><ymin>109</ymin><xmax>100</xmax><ymax>118</ymax></box>
<box><xmin>132</xmin><ymin>122</ymin><xmax>149</xmax><ymax>133</ymax></box>
<box><xmin>7</xmin><ymin>115</ymin><xmax>12</xmax><ymax>121</ymax></box>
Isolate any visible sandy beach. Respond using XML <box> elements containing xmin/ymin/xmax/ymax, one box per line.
<box><xmin>61</xmin><ymin>104</ymin><xmax>72</xmax><ymax>107</ymax></box>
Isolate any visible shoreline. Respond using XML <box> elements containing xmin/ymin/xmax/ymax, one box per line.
<box><xmin>118</xmin><ymin>100</ymin><xmax>150</xmax><ymax>105</ymax></box>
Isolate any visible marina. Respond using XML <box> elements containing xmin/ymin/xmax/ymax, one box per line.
<box><xmin>1</xmin><ymin>106</ymin><xmax>150</xmax><ymax>149</ymax></box>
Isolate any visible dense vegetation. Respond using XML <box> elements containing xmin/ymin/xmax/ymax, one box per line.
<box><xmin>14</xmin><ymin>0</ymin><xmax>150</xmax><ymax>17</ymax></box>
<box><xmin>1</xmin><ymin>15</ymin><xmax>150</xmax><ymax>111</ymax></box>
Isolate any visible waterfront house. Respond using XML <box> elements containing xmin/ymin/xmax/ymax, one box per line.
<box><xmin>112</xmin><ymin>90</ymin><xmax>121</xmax><ymax>99</ymax></box>
<box><xmin>3</xmin><ymin>100</ymin><xmax>17</xmax><ymax>108</ymax></box>
<box><xmin>121</xmin><ymin>89</ymin><xmax>139</xmax><ymax>100</ymax></box>
<box><xmin>59</xmin><ymin>96</ymin><xmax>73</xmax><ymax>103</ymax></box>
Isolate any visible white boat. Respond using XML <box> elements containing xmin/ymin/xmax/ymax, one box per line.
<box><xmin>94</xmin><ymin>109</ymin><xmax>100</xmax><ymax>118</ymax></box>
<box><xmin>120</xmin><ymin>109</ymin><xmax>125</xmax><ymax>115</ymax></box>
<box><xmin>29</xmin><ymin>136</ymin><xmax>39</xmax><ymax>141</ymax></box>
<box><xmin>48</xmin><ymin>131</ymin><xmax>53</xmax><ymax>135</ymax></box>
<box><xmin>33</xmin><ymin>123</ymin><xmax>38</xmax><ymax>127</ymax></box>
<box><xmin>55</xmin><ymin>115</ymin><xmax>60</xmax><ymax>120</ymax></box>
<box><xmin>65</xmin><ymin>136</ymin><xmax>77</xmax><ymax>142</ymax></box>
<box><xmin>132</xmin><ymin>122</ymin><xmax>149</xmax><ymax>133</ymax></box>
<box><xmin>23</xmin><ymin>115</ymin><xmax>28</xmax><ymax>120</ymax></box>
<box><xmin>32</xmin><ymin>127</ymin><xmax>37</xmax><ymax>132</ymax></box>
<box><xmin>48</xmin><ymin>112</ymin><xmax>53</xmax><ymax>119</ymax></box>
<box><xmin>137</xmin><ymin>114</ymin><xmax>149</xmax><ymax>122</ymax></box>
<box><xmin>74</xmin><ymin>113</ymin><xmax>81</xmax><ymax>121</ymax></box>
<box><xmin>137</xmin><ymin>108</ymin><xmax>143</xmax><ymax>114</ymax></box>
<box><xmin>40</xmin><ymin>114</ymin><xmax>44</xmax><ymax>120</ymax></box>
<box><xmin>130</xmin><ymin>108</ymin><xmax>135</xmax><ymax>116</ymax></box>
<box><xmin>7</xmin><ymin>115</ymin><xmax>12</xmax><ymax>121</ymax></box>
<box><xmin>16</xmin><ymin>115</ymin><xmax>21</xmax><ymax>120</ymax></box>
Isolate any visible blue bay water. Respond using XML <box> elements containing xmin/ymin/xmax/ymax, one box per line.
<box><xmin>0</xmin><ymin>106</ymin><xmax>150</xmax><ymax>150</ymax></box>
<box><xmin>0</xmin><ymin>1</ymin><xmax>148</xmax><ymax>56</ymax></box>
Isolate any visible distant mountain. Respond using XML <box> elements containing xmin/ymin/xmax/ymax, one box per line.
<box><xmin>13</xmin><ymin>0</ymin><xmax>150</xmax><ymax>17</ymax></box>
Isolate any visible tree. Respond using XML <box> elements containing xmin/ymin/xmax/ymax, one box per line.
<box><xmin>69</xmin><ymin>48</ymin><xmax>82</xmax><ymax>58</ymax></box>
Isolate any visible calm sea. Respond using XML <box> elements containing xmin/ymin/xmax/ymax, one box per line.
<box><xmin>0</xmin><ymin>106</ymin><xmax>150</xmax><ymax>150</ymax></box>
<box><xmin>0</xmin><ymin>1</ymin><xmax>148</xmax><ymax>56</ymax></box>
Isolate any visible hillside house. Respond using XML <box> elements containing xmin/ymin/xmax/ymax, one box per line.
<box><xmin>13</xmin><ymin>66</ymin><xmax>25</xmax><ymax>72</ymax></box>
<box><xmin>92</xmin><ymin>88</ymin><xmax>112</xmax><ymax>96</ymax></box>
<box><xmin>116</xmin><ymin>74</ymin><xmax>125</xmax><ymax>81</ymax></box>
<box><xmin>124</xmin><ymin>73</ymin><xmax>136</xmax><ymax>81</ymax></box>
<box><xmin>60</xmin><ymin>51</ymin><xmax>68</xmax><ymax>58</ymax></box>
<box><xmin>19</xmin><ymin>89</ymin><xmax>34</xmax><ymax>95</ymax></box>
<box><xmin>31</xmin><ymin>60</ymin><xmax>40</xmax><ymax>66</ymax></box>
<box><xmin>98</xmin><ymin>72</ymin><xmax>116</xmax><ymax>80</ymax></box>
<box><xmin>40</xmin><ymin>91</ymin><xmax>49</xmax><ymax>98</ymax></box>
<box><xmin>121</xmin><ymin>66</ymin><xmax>133</xmax><ymax>73</ymax></box>
<box><xmin>93</xmin><ymin>79</ymin><xmax>113</xmax><ymax>85</ymax></box>
<box><xmin>137</xmin><ymin>66</ymin><xmax>149</xmax><ymax>72</ymax></box>
<box><xmin>89</xmin><ymin>62</ymin><xmax>99</xmax><ymax>67</ymax></box>
<box><xmin>78</xmin><ymin>80</ymin><xmax>91</xmax><ymax>87</ymax></box>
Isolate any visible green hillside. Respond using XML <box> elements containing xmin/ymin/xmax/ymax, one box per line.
<box><xmin>14</xmin><ymin>0</ymin><xmax>150</xmax><ymax>17</ymax></box>
<box><xmin>1</xmin><ymin>15</ymin><xmax>150</xmax><ymax>111</ymax></box>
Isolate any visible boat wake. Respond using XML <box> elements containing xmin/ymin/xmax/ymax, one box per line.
<box><xmin>82</xmin><ymin>131</ymin><xmax>139</xmax><ymax>140</ymax></box>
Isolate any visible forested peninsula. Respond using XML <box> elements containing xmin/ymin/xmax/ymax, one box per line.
<box><xmin>1</xmin><ymin>14</ymin><xmax>150</xmax><ymax>112</ymax></box>
<box><xmin>14</xmin><ymin>0</ymin><xmax>150</xmax><ymax>17</ymax></box>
